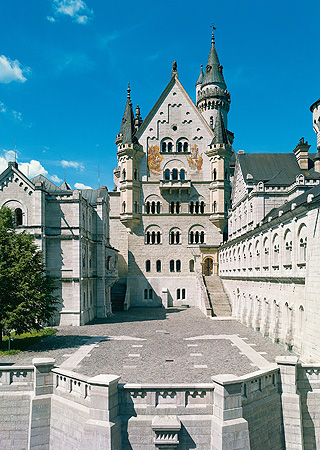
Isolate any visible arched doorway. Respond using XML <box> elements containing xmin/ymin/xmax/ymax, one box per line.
<box><xmin>203</xmin><ymin>257</ymin><xmax>213</xmax><ymax>276</ymax></box>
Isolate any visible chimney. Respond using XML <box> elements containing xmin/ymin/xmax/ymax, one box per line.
<box><xmin>293</xmin><ymin>137</ymin><xmax>310</xmax><ymax>170</ymax></box>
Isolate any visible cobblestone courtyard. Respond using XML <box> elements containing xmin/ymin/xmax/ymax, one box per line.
<box><xmin>0</xmin><ymin>307</ymin><xmax>293</xmax><ymax>383</ymax></box>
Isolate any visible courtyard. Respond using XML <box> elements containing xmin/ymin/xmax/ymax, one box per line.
<box><xmin>0</xmin><ymin>307</ymin><xmax>293</xmax><ymax>383</ymax></box>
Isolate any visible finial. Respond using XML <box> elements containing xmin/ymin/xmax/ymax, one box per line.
<box><xmin>135</xmin><ymin>105</ymin><xmax>140</xmax><ymax>119</ymax></box>
<box><xmin>127</xmin><ymin>82</ymin><xmax>131</xmax><ymax>99</ymax></box>
<box><xmin>172</xmin><ymin>61</ymin><xmax>177</xmax><ymax>71</ymax></box>
<box><xmin>210</xmin><ymin>22</ymin><xmax>216</xmax><ymax>44</ymax></box>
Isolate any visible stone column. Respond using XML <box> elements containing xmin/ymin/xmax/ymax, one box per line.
<box><xmin>276</xmin><ymin>356</ymin><xmax>304</xmax><ymax>450</ymax></box>
<box><xmin>211</xmin><ymin>374</ymin><xmax>250</xmax><ymax>450</ymax></box>
<box><xmin>29</xmin><ymin>358</ymin><xmax>55</xmax><ymax>449</ymax></box>
<box><xmin>82</xmin><ymin>374</ymin><xmax>122</xmax><ymax>450</ymax></box>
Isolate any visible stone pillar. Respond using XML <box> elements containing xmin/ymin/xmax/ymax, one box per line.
<box><xmin>29</xmin><ymin>358</ymin><xmax>55</xmax><ymax>450</ymax></box>
<box><xmin>276</xmin><ymin>356</ymin><xmax>304</xmax><ymax>450</ymax></box>
<box><xmin>82</xmin><ymin>374</ymin><xmax>122</xmax><ymax>450</ymax></box>
<box><xmin>211</xmin><ymin>374</ymin><xmax>250</xmax><ymax>450</ymax></box>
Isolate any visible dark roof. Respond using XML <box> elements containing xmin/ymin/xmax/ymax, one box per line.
<box><xmin>238</xmin><ymin>153</ymin><xmax>320</xmax><ymax>186</ymax></box>
<box><xmin>211</xmin><ymin>109</ymin><xmax>228</xmax><ymax>145</ymax></box>
<box><xmin>31</xmin><ymin>174</ymin><xmax>62</xmax><ymax>192</ymax></box>
<box><xmin>263</xmin><ymin>182</ymin><xmax>320</xmax><ymax>223</ymax></box>
<box><xmin>195</xmin><ymin>65</ymin><xmax>204</xmax><ymax>86</ymax></box>
<box><xmin>202</xmin><ymin>40</ymin><xmax>226</xmax><ymax>89</ymax></box>
<box><xmin>310</xmin><ymin>98</ymin><xmax>320</xmax><ymax>112</ymax></box>
<box><xmin>117</xmin><ymin>90</ymin><xmax>137</xmax><ymax>145</ymax></box>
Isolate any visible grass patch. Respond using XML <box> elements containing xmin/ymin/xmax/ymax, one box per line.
<box><xmin>0</xmin><ymin>328</ymin><xmax>57</xmax><ymax>355</ymax></box>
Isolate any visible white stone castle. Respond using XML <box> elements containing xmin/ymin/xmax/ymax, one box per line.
<box><xmin>2</xmin><ymin>29</ymin><xmax>320</xmax><ymax>450</ymax></box>
<box><xmin>1</xmin><ymin>29</ymin><xmax>320</xmax><ymax>364</ymax></box>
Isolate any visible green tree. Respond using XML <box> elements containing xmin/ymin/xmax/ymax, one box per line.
<box><xmin>0</xmin><ymin>206</ymin><xmax>57</xmax><ymax>342</ymax></box>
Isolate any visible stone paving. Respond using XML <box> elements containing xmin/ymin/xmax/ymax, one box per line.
<box><xmin>0</xmin><ymin>307</ymin><xmax>294</xmax><ymax>383</ymax></box>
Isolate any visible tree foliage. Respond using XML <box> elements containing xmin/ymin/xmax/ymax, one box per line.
<box><xmin>0</xmin><ymin>206</ymin><xmax>57</xmax><ymax>338</ymax></box>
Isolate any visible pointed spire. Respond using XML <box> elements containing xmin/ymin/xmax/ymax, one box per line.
<box><xmin>202</xmin><ymin>25</ymin><xmax>226</xmax><ymax>89</ymax></box>
<box><xmin>211</xmin><ymin>109</ymin><xmax>228</xmax><ymax>145</ymax></box>
<box><xmin>116</xmin><ymin>83</ymin><xmax>137</xmax><ymax>145</ymax></box>
<box><xmin>196</xmin><ymin>65</ymin><xmax>204</xmax><ymax>86</ymax></box>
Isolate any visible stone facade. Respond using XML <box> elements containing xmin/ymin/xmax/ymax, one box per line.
<box><xmin>0</xmin><ymin>162</ymin><xmax>118</xmax><ymax>325</ymax></box>
<box><xmin>110</xmin><ymin>31</ymin><xmax>233</xmax><ymax>310</ymax></box>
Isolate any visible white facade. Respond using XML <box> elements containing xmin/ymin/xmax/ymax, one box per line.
<box><xmin>0</xmin><ymin>162</ymin><xmax>118</xmax><ymax>326</ymax></box>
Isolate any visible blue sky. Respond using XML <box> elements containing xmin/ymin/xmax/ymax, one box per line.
<box><xmin>0</xmin><ymin>0</ymin><xmax>319</xmax><ymax>190</ymax></box>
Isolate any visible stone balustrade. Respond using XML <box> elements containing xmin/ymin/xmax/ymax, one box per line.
<box><xmin>0</xmin><ymin>365</ymin><xmax>34</xmax><ymax>391</ymax></box>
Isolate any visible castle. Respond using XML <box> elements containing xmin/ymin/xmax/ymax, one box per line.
<box><xmin>1</xmin><ymin>31</ymin><xmax>320</xmax><ymax>449</ymax></box>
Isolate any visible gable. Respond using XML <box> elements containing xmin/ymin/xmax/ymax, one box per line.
<box><xmin>137</xmin><ymin>77</ymin><xmax>215</xmax><ymax>181</ymax></box>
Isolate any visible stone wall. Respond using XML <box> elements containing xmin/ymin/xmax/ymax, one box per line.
<box><xmin>1</xmin><ymin>359</ymin><xmax>320</xmax><ymax>449</ymax></box>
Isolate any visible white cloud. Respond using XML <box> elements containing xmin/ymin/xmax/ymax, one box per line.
<box><xmin>0</xmin><ymin>55</ymin><xmax>29</xmax><ymax>84</ymax></box>
<box><xmin>60</xmin><ymin>160</ymin><xmax>84</xmax><ymax>171</ymax></box>
<box><xmin>0</xmin><ymin>150</ymin><xmax>16</xmax><ymax>173</ymax></box>
<box><xmin>19</xmin><ymin>160</ymin><xmax>48</xmax><ymax>178</ymax></box>
<box><xmin>12</xmin><ymin>110</ymin><xmax>22</xmax><ymax>121</ymax></box>
<box><xmin>0</xmin><ymin>102</ymin><xmax>6</xmax><ymax>113</ymax></box>
<box><xmin>49</xmin><ymin>0</ymin><xmax>94</xmax><ymax>24</ymax></box>
<box><xmin>74</xmin><ymin>182</ymin><xmax>92</xmax><ymax>189</ymax></box>
<box><xmin>50</xmin><ymin>174</ymin><xmax>63</xmax><ymax>184</ymax></box>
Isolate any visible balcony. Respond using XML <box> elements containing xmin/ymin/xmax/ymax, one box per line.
<box><xmin>160</xmin><ymin>179</ymin><xmax>191</xmax><ymax>194</ymax></box>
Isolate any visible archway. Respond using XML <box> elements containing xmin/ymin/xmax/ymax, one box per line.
<box><xmin>203</xmin><ymin>257</ymin><xmax>213</xmax><ymax>276</ymax></box>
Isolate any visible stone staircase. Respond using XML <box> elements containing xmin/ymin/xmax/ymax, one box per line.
<box><xmin>111</xmin><ymin>283</ymin><xmax>126</xmax><ymax>311</ymax></box>
<box><xmin>204</xmin><ymin>276</ymin><xmax>232</xmax><ymax>317</ymax></box>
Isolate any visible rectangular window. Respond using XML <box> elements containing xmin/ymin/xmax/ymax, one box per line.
<box><xmin>177</xmin><ymin>289</ymin><xmax>180</xmax><ymax>300</ymax></box>
<box><xmin>182</xmin><ymin>288</ymin><xmax>186</xmax><ymax>300</ymax></box>
<box><xmin>144</xmin><ymin>289</ymin><xmax>148</xmax><ymax>300</ymax></box>
<box><xmin>149</xmin><ymin>289</ymin><xmax>153</xmax><ymax>300</ymax></box>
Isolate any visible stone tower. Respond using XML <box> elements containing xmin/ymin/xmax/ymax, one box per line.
<box><xmin>196</xmin><ymin>27</ymin><xmax>231</xmax><ymax>135</ymax></box>
<box><xmin>115</xmin><ymin>84</ymin><xmax>144</xmax><ymax>228</ymax></box>
<box><xmin>206</xmin><ymin>109</ymin><xmax>232</xmax><ymax>232</ymax></box>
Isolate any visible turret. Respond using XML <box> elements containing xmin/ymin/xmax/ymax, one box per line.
<box><xmin>310</xmin><ymin>98</ymin><xmax>320</xmax><ymax>172</ymax></box>
<box><xmin>205</xmin><ymin>108</ymin><xmax>232</xmax><ymax>232</ymax></box>
<box><xmin>196</xmin><ymin>26</ymin><xmax>231</xmax><ymax>132</ymax></box>
<box><xmin>115</xmin><ymin>84</ymin><xmax>144</xmax><ymax>228</ymax></box>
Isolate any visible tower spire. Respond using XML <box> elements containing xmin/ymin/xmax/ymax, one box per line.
<box><xmin>210</xmin><ymin>22</ymin><xmax>216</xmax><ymax>44</ymax></box>
<box><xmin>115</xmin><ymin>84</ymin><xmax>137</xmax><ymax>145</ymax></box>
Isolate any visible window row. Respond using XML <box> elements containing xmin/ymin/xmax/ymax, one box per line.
<box><xmin>145</xmin><ymin>259</ymin><xmax>195</xmax><ymax>273</ymax></box>
<box><xmin>161</xmin><ymin>140</ymin><xmax>189</xmax><ymax>153</ymax></box>
<box><xmin>122</xmin><ymin>168</ymin><xmax>139</xmax><ymax>180</ymax></box>
<box><xmin>145</xmin><ymin>229</ymin><xmax>206</xmax><ymax>245</ymax></box>
<box><xmin>164</xmin><ymin>168</ymin><xmax>186</xmax><ymax>181</ymax></box>
<box><xmin>144</xmin><ymin>200</ymin><xmax>206</xmax><ymax>215</ymax></box>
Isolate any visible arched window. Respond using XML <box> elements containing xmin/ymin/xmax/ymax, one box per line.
<box><xmin>189</xmin><ymin>259</ymin><xmax>194</xmax><ymax>272</ymax></box>
<box><xmin>122</xmin><ymin>202</ymin><xmax>126</xmax><ymax>213</ymax></box>
<box><xmin>195</xmin><ymin>202</ymin><xmax>199</xmax><ymax>214</ymax></box>
<box><xmin>134</xmin><ymin>169</ymin><xmax>138</xmax><ymax>180</ymax></box>
<box><xmin>176</xmin><ymin>260</ymin><xmax>181</xmax><ymax>272</ymax></box>
<box><xmin>200</xmin><ymin>201</ymin><xmax>204</xmax><ymax>214</ymax></box>
<box><xmin>177</xmin><ymin>289</ymin><xmax>181</xmax><ymax>300</ymax></box>
<box><xmin>172</xmin><ymin>169</ymin><xmax>178</xmax><ymax>180</ymax></box>
<box><xmin>151</xmin><ymin>231</ymin><xmax>156</xmax><ymax>244</ymax></box>
<box><xmin>272</xmin><ymin>235</ymin><xmax>279</xmax><ymax>266</ymax></box>
<box><xmin>162</xmin><ymin>142</ymin><xmax>167</xmax><ymax>152</ymax></box>
<box><xmin>157</xmin><ymin>231</ymin><xmax>161</xmax><ymax>244</ymax></box>
<box><xmin>170</xmin><ymin>231</ymin><xmax>175</xmax><ymax>244</ymax></box>
<box><xmin>156</xmin><ymin>260</ymin><xmax>161</xmax><ymax>272</ymax></box>
<box><xmin>176</xmin><ymin>202</ymin><xmax>180</xmax><ymax>214</ymax></box>
<box><xmin>151</xmin><ymin>202</ymin><xmax>156</xmax><ymax>214</ymax></box>
<box><xmin>176</xmin><ymin>231</ymin><xmax>180</xmax><ymax>244</ymax></box>
<box><xmin>213</xmin><ymin>168</ymin><xmax>217</xmax><ymax>180</ymax></box>
<box><xmin>170</xmin><ymin>260</ymin><xmax>175</xmax><ymax>272</ymax></box>
<box><xmin>170</xmin><ymin>202</ymin><xmax>175</xmax><ymax>214</ymax></box>
<box><xmin>200</xmin><ymin>231</ymin><xmax>205</xmax><ymax>244</ymax></box>
<box><xmin>189</xmin><ymin>202</ymin><xmax>194</xmax><ymax>214</ymax></box>
<box><xmin>145</xmin><ymin>260</ymin><xmax>151</xmax><ymax>272</ymax></box>
<box><xmin>180</xmin><ymin>169</ymin><xmax>185</xmax><ymax>180</ymax></box>
<box><xmin>146</xmin><ymin>231</ymin><xmax>150</xmax><ymax>244</ymax></box>
<box><xmin>182</xmin><ymin>288</ymin><xmax>186</xmax><ymax>300</ymax></box>
<box><xmin>168</xmin><ymin>142</ymin><xmax>172</xmax><ymax>152</ymax></box>
<box><xmin>177</xmin><ymin>142</ymin><xmax>182</xmax><ymax>152</ymax></box>
<box><xmin>15</xmin><ymin>208</ymin><xmax>23</xmax><ymax>226</ymax></box>
<box><xmin>183</xmin><ymin>142</ymin><xmax>188</xmax><ymax>152</ymax></box>
<box><xmin>213</xmin><ymin>201</ymin><xmax>217</xmax><ymax>213</ymax></box>
<box><xmin>156</xmin><ymin>202</ymin><xmax>161</xmax><ymax>214</ymax></box>
<box><xmin>122</xmin><ymin>169</ymin><xmax>126</xmax><ymax>180</ymax></box>
<box><xmin>164</xmin><ymin>169</ymin><xmax>170</xmax><ymax>180</ymax></box>
<box><xmin>189</xmin><ymin>231</ymin><xmax>194</xmax><ymax>244</ymax></box>
<box><xmin>146</xmin><ymin>201</ymin><xmax>150</xmax><ymax>214</ymax></box>
<box><xmin>195</xmin><ymin>231</ymin><xmax>200</xmax><ymax>244</ymax></box>
<box><xmin>298</xmin><ymin>225</ymin><xmax>307</xmax><ymax>263</ymax></box>
<box><xmin>284</xmin><ymin>230</ymin><xmax>292</xmax><ymax>265</ymax></box>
